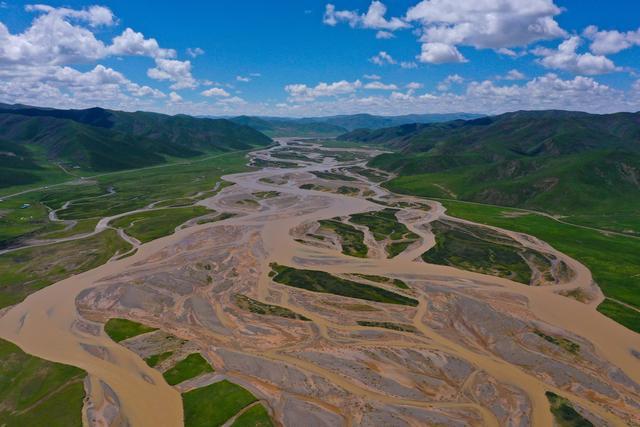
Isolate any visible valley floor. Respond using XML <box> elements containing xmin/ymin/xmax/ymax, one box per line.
<box><xmin>0</xmin><ymin>139</ymin><xmax>639</xmax><ymax>426</ymax></box>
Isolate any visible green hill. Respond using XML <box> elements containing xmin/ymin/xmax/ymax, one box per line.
<box><xmin>0</xmin><ymin>105</ymin><xmax>272</xmax><ymax>188</ymax></box>
<box><xmin>342</xmin><ymin>110</ymin><xmax>640</xmax><ymax>234</ymax></box>
<box><xmin>230</xmin><ymin>115</ymin><xmax>346</xmax><ymax>137</ymax></box>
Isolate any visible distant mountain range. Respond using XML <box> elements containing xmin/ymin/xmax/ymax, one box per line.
<box><xmin>0</xmin><ymin>104</ymin><xmax>272</xmax><ymax>188</ymax></box>
<box><xmin>224</xmin><ymin>113</ymin><xmax>484</xmax><ymax>137</ymax></box>
<box><xmin>342</xmin><ymin>110</ymin><xmax>640</xmax><ymax>220</ymax></box>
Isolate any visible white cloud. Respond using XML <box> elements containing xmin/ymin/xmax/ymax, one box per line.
<box><xmin>147</xmin><ymin>58</ymin><xmax>197</xmax><ymax>89</ymax></box>
<box><xmin>376</xmin><ymin>30</ymin><xmax>394</xmax><ymax>39</ymax></box>
<box><xmin>370</xmin><ymin>51</ymin><xmax>396</xmax><ymax>65</ymax></box>
<box><xmin>405</xmin><ymin>82</ymin><xmax>423</xmax><ymax>89</ymax></box>
<box><xmin>236</xmin><ymin>75</ymin><xmax>251</xmax><ymax>82</ymax></box>
<box><xmin>418</xmin><ymin>42</ymin><xmax>466</xmax><ymax>64</ymax></box>
<box><xmin>109</xmin><ymin>28</ymin><xmax>175</xmax><ymax>59</ymax></box>
<box><xmin>25</xmin><ymin>4</ymin><xmax>116</xmax><ymax>27</ymax></box>
<box><xmin>169</xmin><ymin>91</ymin><xmax>183</xmax><ymax>103</ymax></box>
<box><xmin>406</xmin><ymin>0</ymin><xmax>566</xmax><ymax>63</ymax></box>
<box><xmin>364</xmin><ymin>81</ymin><xmax>398</xmax><ymax>90</ymax></box>
<box><xmin>583</xmin><ymin>25</ymin><xmax>640</xmax><ymax>55</ymax></box>
<box><xmin>201</xmin><ymin>87</ymin><xmax>230</xmax><ymax>97</ymax></box>
<box><xmin>285</xmin><ymin>79</ymin><xmax>362</xmax><ymax>101</ymax></box>
<box><xmin>323</xmin><ymin>1</ymin><xmax>409</xmax><ymax>31</ymax></box>
<box><xmin>218</xmin><ymin>96</ymin><xmax>247</xmax><ymax>106</ymax></box>
<box><xmin>501</xmin><ymin>69</ymin><xmax>526</xmax><ymax>80</ymax></box>
<box><xmin>533</xmin><ymin>36</ymin><xmax>619</xmax><ymax>75</ymax></box>
<box><xmin>437</xmin><ymin>74</ymin><xmax>464</xmax><ymax>91</ymax></box>
<box><xmin>363</xmin><ymin>74</ymin><xmax>381</xmax><ymax>80</ymax></box>
<box><xmin>249</xmin><ymin>72</ymin><xmax>262</xmax><ymax>77</ymax></box>
<box><xmin>400</xmin><ymin>61</ymin><xmax>417</xmax><ymax>69</ymax></box>
<box><xmin>186</xmin><ymin>47</ymin><xmax>205</xmax><ymax>58</ymax></box>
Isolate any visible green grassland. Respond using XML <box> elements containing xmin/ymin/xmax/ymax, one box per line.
<box><xmin>352</xmin><ymin>273</ymin><xmax>409</xmax><ymax>289</ymax></box>
<box><xmin>0</xmin><ymin>229</ymin><xmax>131</xmax><ymax>309</ymax></box>
<box><xmin>350</xmin><ymin>208</ymin><xmax>420</xmax><ymax>258</ymax></box>
<box><xmin>545</xmin><ymin>392</ymin><xmax>594</xmax><ymax>427</ymax></box>
<box><xmin>318</xmin><ymin>219</ymin><xmax>368</xmax><ymax>257</ymax></box>
<box><xmin>0</xmin><ymin>338</ymin><xmax>85</xmax><ymax>426</ymax></box>
<box><xmin>234</xmin><ymin>294</ymin><xmax>310</xmax><ymax>320</ymax></box>
<box><xmin>104</xmin><ymin>318</ymin><xmax>157</xmax><ymax>342</ymax></box>
<box><xmin>440</xmin><ymin>200</ymin><xmax>640</xmax><ymax>333</ymax></box>
<box><xmin>163</xmin><ymin>353</ymin><xmax>214</xmax><ymax>386</ymax></box>
<box><xmin>182</xmin><ymin>380</ymin><xmax>258</xmax><ymax>427</ymax></box>
<box><xmin>110</xmin><ymin>206</ymin><xmax>211</xmax><ymax>243</ymax></box>
<box><xmin>231</xmin><ymin>404</ymin><xmax>273</xmax><ymax>427</ymax></box>
<box><xmin>145</xmin><ymin>351</ymin><xmax>174</xmax><ymax>368</ymax></box>
<box><xmin>356</xmin><ymin>321</ymin><xmax>417</xmax><ymax>333</ymax></box>
<box><xmin>270</xmin><ymin>263</ymin><xmax>418</xmax><ymax>306</ymax></box>
<box><xmin>422</xmin><ymin>220</ymin><xmax>535</xmax><ymax>284</ymax></box>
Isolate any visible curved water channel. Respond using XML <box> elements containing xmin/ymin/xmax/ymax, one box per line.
<box><xmin>0</xmin><ymin>139</ymin><xmax>639</xmax><ymax>426</ymax></box>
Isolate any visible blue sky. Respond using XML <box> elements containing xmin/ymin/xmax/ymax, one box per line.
<box><xmin>1</xmin><ymin>0</ymin><xmax>639</xmax><ymax>116</ymax></box>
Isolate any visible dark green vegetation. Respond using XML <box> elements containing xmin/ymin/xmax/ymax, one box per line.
<box><xmin>441</xmin><ymin>200</ymin><xmax>640</xmax><ymax>333</ymax></box>
<box><xmin>182</xmin><ymin>380</ymin><xmax>258</xmax><ymax>427</ymax></box>
<box><xmin>356</xmin><ymin>321</ymin><xmax>417</xmax><ymax>333</ymax></box>
<box><xmin>311</xmin><ymin>171</ymin><xmax>357</xmax><ymax>181</ymax></box>
<box><xmin>347</xmin><ymin>166</ymin><xmax>389</xmax><ymax>182</ymax></box>
<box><xmin>251</xmin><ymin>158</ymin><xmax>300</xmax><ymax>169</ymax></box>
<box><xmin>318</xmin><ymin>219</ymin><xmax>368</xmax><ymax>257</ymax></box>
<box><xmin>0</xmin><ymin>338</ymin><xmax>85</xmax><ymax>426</ymax></box>
<box><xmin>163</xmin><ymin>353</ymin><xmax>214</xmax><ymax>386</ymax></box>
<box><xmin>270</xmin><ymin>263</ymin><xmax>418</xmax><ymax>306</ymax></box>
<box><xmin>104</xmin><ymin>318</ymin><xmax>157</xmax><ymax>342</ymax></box>
<box><xmin>596</xmin><ymin>299</ymin><xmax>640</xmax><ymax>334</ymax></box>
<box><xmin>350</xmin><ymin>208</ymin><xmax>420</xmax><ymax>258</ymax></box>
<box><xmin>110</xmin><ymin>206</ymin><xmax>211</xmax><ymax>243</ymax></box>
<box><xmin>545</xmin><ymin>392</ymin><xmax>594</xmax><ymax>427</ymax></box>
<box><xmin>1</xmin><ymin>151</ymin><xmax>249</xmax><ymax>249</ymax></box>
<box><xmin>234</xmin><ymin>294</ymin><xmax>310</xmax><ymax>320</ymax></box>
<box><xmin>231</xmin><ymin>404</ymin><xmax>274</xmax><ymax>427</ymax></box>
<box><xmin>422</xmin><ymin>220</ymin><xmax>537</xmax><ymax>284</ymax></box>
<box><xmin>230</xmin><ymin>115</ymin><xmax>346</xmax><ymax>137</ymax></box>
<box><xmin>534</xmin><ymin>330</ymin><xmax>580</xmax><ymax>354</ymax></box>
<box><xmin>0</xmin><ymin>229</ymin><xmax>131</xmax><ymax>309</ymax></box>
<box><xmin>0</xmin><ymin>104</ymin><xmax>270</xmax><ymax>189</ymax></box>
<box><xmin>145</xmin><ymin>351</ymin><xmax>174</xmax><ymax>368</ymax></box>
<box><xmin>229</xmin><ymin>113</ymin><xmax>482</xmax><ymax>137</ymax></box>
<box><xmin>346</xmin><ymin>111</ymin><xmax>640</xmax><ymax>236</ymax></box>
<box><xmin>352</xmin><ymin>274</ymin><xmax>409</xmax><ymax>289</ymax></box>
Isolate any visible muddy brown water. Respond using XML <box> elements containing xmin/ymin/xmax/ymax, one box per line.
<box><xmin>0</xmin><ymin>139</ymin><xmax>638</xmax><ymax>426</ymax></box>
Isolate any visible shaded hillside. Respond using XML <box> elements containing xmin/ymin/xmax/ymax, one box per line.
<box><xmin>301</xmin><ymin>112</ymin><xmax>483</xmax><ymax>131</ymax></box>
<box><xmin>230</xmin><ymin>116</ymin><xmax>346</xmax><ymax>137</ymax></box>
<box><xmin>343</xmin><ymin>111</ymin><xmax>640</xmax><ymax>232</ymax></box>
<box><xmin>0</xmin><ymin>105</ymin><xmax>271</xmax><ymax>188</ymax></box>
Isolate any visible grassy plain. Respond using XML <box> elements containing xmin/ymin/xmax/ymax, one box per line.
<box><xmin>163</xmin><ymin>353</ymin><xmax>214</xmax><ymax>386</ymax></box>
<box><xmin>104</xmin><ymin>318</ymin><xmax>157</xmax><ymax>342</ymax></box>
<box><xmin>182</xmin><ymin>380</ymin><xmax>257</xmax><ymax>427</ymax></box>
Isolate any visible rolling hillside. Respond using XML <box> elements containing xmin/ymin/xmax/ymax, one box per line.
<box><xmin>343</xmin><ymin>110</ymin><xmax>640</xmax><ymax>233</ymax></box>
<box><xmin>230</xmin><ymin>116</ymin><xmax>346</xmax><ymax>137</ymax></box>
<box><xmin>0</xmin><ymin>104</ymin><xmax>272</xmax><ymax>188</ymax></box>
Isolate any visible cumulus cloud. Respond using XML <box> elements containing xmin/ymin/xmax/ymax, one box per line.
<box><xmin>400</xmin><ymin>61</ymin><xmax>417</xmax><ymax>69</ymax></box>
<box><xmin>168</xmin><ymin>91</ymin><xmax>183</xmax><ymax>103</ymax></box>
<box><xmin>370</xmin><ymin>51</ymin><xmax>396</xmax><ymax>65</ymax></box>
<box><xmin>323</xmin><ymin>1</ymin><xmax>409</xmax><ymax>31</ymax></box>
<box><xmin>583</xmin><ymin>25</ymin><xmax>640</xmax><ymax>55</ymax></box>
<box><xmin>201</xmin><ymin>87</ymin><xmax>230</xmax><ymax>97</ymax></box>
<box><xmin>376</xmin><ymin>30</ymin><xmax>394</xmax><ymax>39</ymax></box>
<box><xmin>236</xmin><ymin>75</ymin><xmax>251</xmax><ymax>82</ymax></box>
<box><xmin>406</xmin><ymin>0</ymin><xmax>566</xmax><ymax>64</ymax></box>
<box><xmin>418</xmin><ymin>42</ymin><xmax>466</xmax><ymax>64</ymax></box>
<box><xmin>533</xmin><ymin>36</ymin><xmax>620</xmax><ymax>75</ymax></box>
<box><xmin>186</xmin><ymin>47</ymin><xmax>205</xmax><ymax>57</ymax></box>
<box><xmin>109</xmin><ymin>28</ymin><xmax>175</xmax><ymax>58</ymax></box>
<box><xmin>364</xmin><ymin>81</ymin><xmax>398</xmax><ymax>90</ymax></box>
<box><xmin>437</xmin><ymin>74</ymin><xmax>464</xmax><ymax>91</ymax></box>
<box><xmin>147</xmin><ymin>58</ymin><xmax>197</xmax><ymax>89</ymax></box>
<box><xmin>500</xmin><ymin>69</ymin><xmax>526</xmax><ymax>80</ymax></box>
<box><xmin>285</xmin><ymin>79</ymin><xmax>362</xmax><ymax>101</ymax></box>
<box><xmin>363</xmin><ymin>74</ymin><xmax>381</xmax><ymax>80</ymax></box>
<box><xmin>405</xmin><ymin>82</ymin><xmax>423</xmax><ymax>89</ymax></box>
